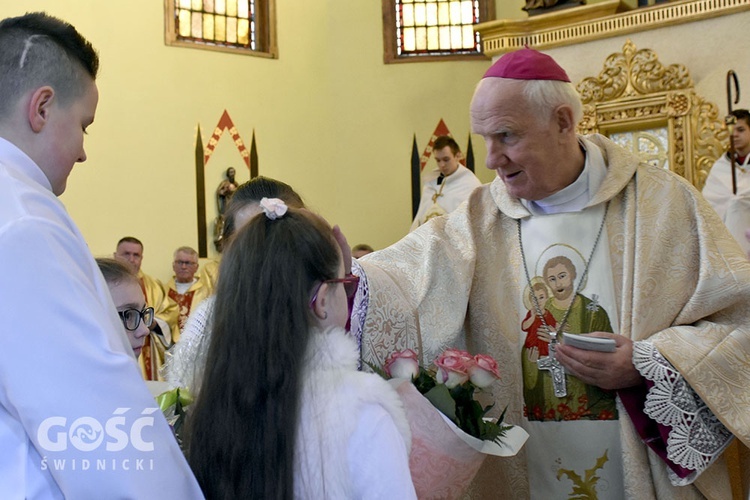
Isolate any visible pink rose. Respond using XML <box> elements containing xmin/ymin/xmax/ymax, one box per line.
<box><xmin>385</xmin><ymin>349</ymin><xmax>420</xmax><ymax>380</ymax></box>
<box><xmin>434</xmin><ymin>349</ymin><xmax>473</xmax><ymax>388</ymax></box>
<box><xmin>468</xmin><ymin>354</ymin><xmax>500</xmax><ymax>388</ymax></box>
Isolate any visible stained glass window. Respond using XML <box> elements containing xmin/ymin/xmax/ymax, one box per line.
<box><xmin>165</xmin><ymin>0</ymin><xmax>276</xmax><ymax>58</ymax></box>
<box><xmin>383</xmin><ymin>0</ymin><xmax>493</xmax><ymax>63</ymax></box>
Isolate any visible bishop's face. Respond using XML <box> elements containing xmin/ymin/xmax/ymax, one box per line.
<box><xmin>470</xmin><ymin>78</ymin><xmax>576</xmax><ymax>201</ymax></box>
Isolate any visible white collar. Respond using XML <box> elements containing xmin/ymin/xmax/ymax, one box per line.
<box><xmin>522</xmin><ymin>138</ymin><xmax>607</xmax><ymax>215</ymax></box>
<box><xmin>0</xmin><ymin>136</ymin><xmax>53</xmax><ymax>192</ymax></box>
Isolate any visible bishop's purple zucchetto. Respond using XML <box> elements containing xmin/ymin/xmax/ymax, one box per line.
<box><xmin>483</xmin><ymin>47</ymin><xmax>570</xmax><ymax>83</ymax></box>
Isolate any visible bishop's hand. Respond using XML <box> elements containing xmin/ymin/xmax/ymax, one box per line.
<box><xmin>554</xmin><ymin>332</ymin><xmax>643</xmax><ymax>390</ymax></box>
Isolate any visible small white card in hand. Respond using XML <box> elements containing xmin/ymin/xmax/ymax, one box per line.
<box><xmin>562</xmin><ymin>332</ymin><xmax>616</xmax><ymax>352</ymax></box>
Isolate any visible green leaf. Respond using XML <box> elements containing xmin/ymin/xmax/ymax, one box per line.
<box><xmin>413</xmin><ymin>369</ymin><xmax>436</xmax><ymax>394</ymax></box>
<box><xmin>156</xmin><ymin>388</ymin><xmax>178</xmax><ymax>411</ymax></box>
<box><xmin>363</xmin><ymin>360</ymin><xmax>389</xmax><ymax>380</ymax></box>
<box><xmin>479</xmin><ymin>405</ymin><xmax>510</xmax><ymax>443</ymax></box>
<box><xmin>177</xmin><ymin>387</ymin><xmax>194</xmax><ymax>406</ymax></box>
<box><xmin>497</xmin><ymin>405</ymin><xmax>507</xmax><ymax>423</ymax></box>
<box><xmin>423</xmin><ymin>384</ymin><xmax>457</xmax><ymax>421</ymax></box>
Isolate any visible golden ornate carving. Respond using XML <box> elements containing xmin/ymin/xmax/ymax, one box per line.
<box><xmin>476</xmin><ymin>0</ymin><xmax>750</xmax><ymax>57</ymax></box>
<box><xmin>578</xmin><ymin>40</ymin><xmax>692</xmax><ymax>104</ymax></box>
<box><xmin>666</xmin><ymin>92</ymin><xmax>690</xmax><ymax>117</ymax></box>
<box><xmin>576</xmin><ymin>40</ymin><xmax>726</xmax><ymax>190</ymax></box>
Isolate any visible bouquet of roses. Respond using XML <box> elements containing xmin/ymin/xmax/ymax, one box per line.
<box><xmin>385</xmin><ymin>348</ymin><xmax>510</xmax><ymax>444</ymax></box>
<box><xmin>377</xmin><ymin>348</ymin><xmax>528</xmax><ymax>499</ymax></box>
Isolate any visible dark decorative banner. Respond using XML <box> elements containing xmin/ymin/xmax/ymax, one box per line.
<box><xmin>466</xmin><ymin>135</ymin><xmax>475</xmax><ymax>173</ymax></box>
<box><xmin>195</xmin><ymin>110</ymin><xmax>255</xmax><ymax>258</ymax></box>
<box><xmin>411</xmin><ymin>135</ymin><xmax>421</xmax><ymax>219</ymax></box>
<box><xmin>195</xmin><ymin>126</ymin><xmax>208</xmax><ymax>257</ymax></box>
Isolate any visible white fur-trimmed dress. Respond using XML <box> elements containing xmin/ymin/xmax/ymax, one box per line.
<box><xmin>294</xmin><ymin>326</ymin><xmax>415</xmax><ymax>499</ymax></box>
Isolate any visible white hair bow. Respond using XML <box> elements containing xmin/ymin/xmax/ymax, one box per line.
<box><xmin>259</xmin><ymin>197</ymin><xmax>288</xmax><ymax>220</ymax></box>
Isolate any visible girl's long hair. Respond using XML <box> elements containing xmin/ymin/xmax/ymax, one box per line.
<box><xmin>185</xmin><ymin>208</ymin><xmax>340</xmax><ymax>499</ymax></box>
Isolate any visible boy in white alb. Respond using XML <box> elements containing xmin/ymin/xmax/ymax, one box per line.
<box><xmin>0</xmin><ymin>12</ymin><xmax>202</xmax><ymax>498</ymax></box>
<box><xmin>702</xmin><ymin>108</ymin><xmax>750</xmax><ymax>256</ymax></box>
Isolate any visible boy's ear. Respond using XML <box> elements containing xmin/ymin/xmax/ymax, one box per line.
<box><xmin>28</xmin><ymin>86</ymin><xmax>55</xmax><ymax>133</ymax></box>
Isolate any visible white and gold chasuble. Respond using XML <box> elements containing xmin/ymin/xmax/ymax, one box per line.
<box><xmin>137</xmin><ymin>271</ymin><xmax>179</xmax><ymax>381</ymax></box>
<box><xmin>356</xmin><ymin>134</ymin><xmax>750</xmax><ymax>499</ymax></box>
<box><xmin>520</xmin><ymin>206</ymin><xmax>623</xmax><ymax>499</ymax></box>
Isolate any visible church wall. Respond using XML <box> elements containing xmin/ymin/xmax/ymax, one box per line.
<box><xmin>0</xmin><ymin>0</ymin><xmax>496</xmax><ymax>281</ymax></box>
<box><xmin>497</xmin><ymin>0</ymin><xmax>527</xmax><ymax>19</ymax></box>
<box><xmin>3</xmin><ymin>2</ymin><xmax>744</xmax><ymax>282</ymax></box>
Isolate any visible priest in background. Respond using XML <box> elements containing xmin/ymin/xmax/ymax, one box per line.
<box><xmin>166</xmin><ymin>245</ymin><xmax>212</xmax><ymax>334</ymax></box>
<box><xmin>410</xmin><ymin>135</ymin><xmax>482</xmax><ymax>231</ymax></box>
<box><xmin>354</xmin><ymin>47</ymin><xmax>750</xmax><ymax>498</ymax></box>
<box><xmin>114</xmin><ymin>236</ymin><xmax>179</xmax><ymax>380</ymax></box>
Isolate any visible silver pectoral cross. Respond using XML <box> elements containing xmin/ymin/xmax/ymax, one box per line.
<box><xmin>537</xmin><ymin>340</ymin><xmax>567</xmax><ymax>397</ymax></box>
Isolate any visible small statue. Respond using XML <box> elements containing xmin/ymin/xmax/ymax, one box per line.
<box><xmin>216</xmin><ymin>167</ymin><xmax>239</xmax><ymax>216</ymax></box>
<box><xmin>213</xmin><ymin>167</ymin><xmax>239</xmax><ymax>252</ymax></box>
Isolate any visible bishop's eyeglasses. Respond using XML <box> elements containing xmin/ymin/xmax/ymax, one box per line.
<box><xmin>118</xmin><ymin>307</ymin><xmax>155</xmax><ymax>331</ymax></box>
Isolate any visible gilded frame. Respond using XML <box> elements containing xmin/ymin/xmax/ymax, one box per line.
<box><xmin>576</xmin><ymin>39</ymin><xmax>726</xmax><ymax>190</ymax></box>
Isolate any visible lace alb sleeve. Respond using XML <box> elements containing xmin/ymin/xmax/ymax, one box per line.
<box><xmin>162</xmin><ymin>296</ymin><xmax>216</xmax><ymax>396</ymax></box>
<box><xmin>633</xmin><ymin>340</ymin><xmax>734</xmax><ymax>486</ymax></box>
<box><xmin>350</xmin><ymin>259</ymin><xmax>369</xmax><ymax>370</ymax></box>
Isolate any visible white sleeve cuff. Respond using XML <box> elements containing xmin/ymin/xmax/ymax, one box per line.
<box><xmin>632</xmin><ymin>340</ymin><xmax>733</xmax><ymax>486</ymax></box>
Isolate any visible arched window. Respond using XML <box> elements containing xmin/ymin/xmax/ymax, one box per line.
<box><xmin>165</xmin><ymin>0</ymin><xmax>277</xmax><ymax>58</ymax></box>
<box><xmin>382</xmin><ymin>0</ymin><xmax>494</xmax><ymax>63</ymax></box>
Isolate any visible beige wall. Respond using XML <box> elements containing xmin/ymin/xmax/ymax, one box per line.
<box><xmin>4</xmin><ymin>2</ymin><xmax>746</xmax><ymax>282</ymax></box>
<box><xmin>0</xmin><ymin>0</ymin><xmax>497</xmax><ymax>281</ymax></box>
<box><xmin>497</xmin><ymin>0</ymin><xmax>527</xmax><ymax>18</ymax></box>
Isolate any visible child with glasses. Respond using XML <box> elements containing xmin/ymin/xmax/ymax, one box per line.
<box><xmin>96</xmin><ymin>258</ymin><xmax>154</xmax><ymax>359</ymax></box>
<box><xmin>185</xmin><ymin>198</ymin><xmax>416</xmax><ymax>499</ymax></box>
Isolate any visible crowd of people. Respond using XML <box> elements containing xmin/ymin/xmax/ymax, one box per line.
<box><xmin>2</xmin><ymin>10</ymin><xmax>750</xmax><ymax>500</ymax></box>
